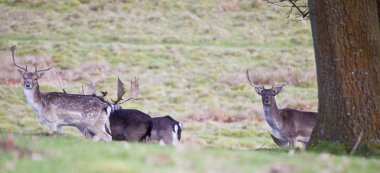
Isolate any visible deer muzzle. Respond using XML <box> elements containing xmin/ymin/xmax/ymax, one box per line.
<box><xmin>24</xmin><ymin>81</ymin><xmax>32</xmax><ymax>89</ymax></box>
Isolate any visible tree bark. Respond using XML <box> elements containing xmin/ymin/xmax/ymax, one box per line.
<box><xmin>308</xmin><ymin>0</ymin><xmax>380</xmax><ymax>147</ymax></box>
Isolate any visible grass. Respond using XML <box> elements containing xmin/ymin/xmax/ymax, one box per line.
<box><xmin>0</xmin><ymin>0</ymin><xmax>378</xmax><ymax>172</ymax></box>
<box><xmin>1</xmin><ymin>133</ymin><xmax>380</xmax><ymax>173</ymax></box>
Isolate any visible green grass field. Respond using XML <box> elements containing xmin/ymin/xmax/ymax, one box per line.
<box><xmin>0</xmin><ymin>0</ymin><xmax>378</xmax><ymax>172</ymax></box>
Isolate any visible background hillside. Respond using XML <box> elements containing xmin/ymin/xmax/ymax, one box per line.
<box><xmin>0</xmin><ymin>0</ymin><xmax>316</xmax><ymax>149</ymax></box>
<box><xmin>1</xmin><ymin>1</ymin><xmax>370</xmax><ymax>173</ymax></box>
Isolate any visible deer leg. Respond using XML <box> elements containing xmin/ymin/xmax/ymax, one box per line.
<box><xmin>47</xmin><ymin>123</ymin><xmax>59</xmax><ymax>135</ymax></box>
<box><xmin>269</xmin><ymin>133</ymin><xmax>288</xmax><ymax>147</ymax></box>
<box><xmin>300</xmin><ymin>141</ymin><xmax>308</xmax><ymax>151</ymax></box>
<box><xmin>289</xmin><ymin>138</ymin><xmax>296</xmax><ymax>148</ymax></box>
<box><xmin>76</xmin><ymin>125</ymin><xmax>94</xmax><ymax>139</ymax></box>
<box><xmin>56</xmin><ymin>125</ymin><xmax>63</xmax><ymax>133</ymax></box>
<box><xmin>86</xmin><ymin>125</ymin><xmax>111</xmax><ymax>141</ymax></box>
<box><xmin>87</xmin><ymin>115</ymin><xmax>112</xmax><ymax>142</ymax></box>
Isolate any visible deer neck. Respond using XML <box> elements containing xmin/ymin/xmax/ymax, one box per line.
<box><xmin>263</xmin><ymin>100</ymin><xmax>285</xmax><ymax>139</ymax></box>
<box><xmin>23</xmin><ymin>83</ymin><xmax>43</xmax><ymax>112</ymax></box>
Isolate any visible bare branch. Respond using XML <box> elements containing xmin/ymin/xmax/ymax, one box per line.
<box><xmin>287</xmin><ymin>0</ymin><xmax>309</xmax><ymax>18</ymax></box>
<box><xmin>350</xmin><ymin>130</ymin><xmax>364</xmax><ymax>156</ymax></box>
<box><xmin>264</xmin><ymin>0</ymin><xmax>309</xmax><ymax>19</ymax></box>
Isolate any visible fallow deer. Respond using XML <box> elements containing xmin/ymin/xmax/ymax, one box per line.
<box><xmin>11</xmin><ymin>45</ymin><xmax>111</xmax><ymax>141</ymax></box>
<box><xmin>107</xmin><ymin>78</ymin><xmax>183</xmax><ymax>145</ymax></box>
<box><xmin>108</xmin><ymin>77</ymin><xmax>152</xmax><ymax>142</ymax></box>
<box><xmin>149</xmin><ymin>115</ymin><xmax>183</xmax><ymax>145</ymax></box>
<box><xmin>246</xmin><ymin>69</ymin><xmax>317</xmax><ymax>148</ymax></box>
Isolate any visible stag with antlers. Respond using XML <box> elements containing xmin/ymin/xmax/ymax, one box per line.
<box><xmin>107</xmin><ymin>77</ymin><xmax>153</xmax><ymax>142</ymax></box>
<box><xmin>246</xmin><ymin>68</ymin><xmax>317</xmax><ymax>148</ymax></box>
<box><xmin>11</xmin><ymin>45</ymin><xmax>111</xmax><ymax>141</ymax></box>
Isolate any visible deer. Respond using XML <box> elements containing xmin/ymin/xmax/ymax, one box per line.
<box><xmin>107</xmin><ymin>77</ymin><xmax>153</xmax><ymax>142</ymax></box>
<box><xmin>11</xmin><ymin>45</ymin><xmax>111</xmax><ymax>141</ymax></box>
<box><xmin>149</xmin><ymin>115</ymin><xmax>183</xmax><ymax>145</ymax></box>
<box><xmin>107</xmin><ymin>77</ymin><xmax>183</xmax><ymax>145</ymax></box>
<box><xmin>246</xmin><ymin>68</ymin><xmax>317</xmax><ymax>148</ymax></box>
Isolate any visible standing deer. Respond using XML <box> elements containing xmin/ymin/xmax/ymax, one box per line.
<box><xmin>108</xmin><ymin>77</ymin><xmax>152</xmax><ymax>142</ymax></box>
<box><xmin>246</xmin><ymin>69</ymin><xmax>317</xmax><ymax>148</ymax></box>
<box><xmin>11</xmin><ymin>45</ymin><xmax>111</xmax><ymax>141</ymax></box>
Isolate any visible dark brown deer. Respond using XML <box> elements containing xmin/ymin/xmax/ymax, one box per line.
<box><xmin>246</xmin><ymin>69</ymin><xmax>317</xmax><ymax>148</ymax></box>
<box><xmin>108</xmin><ymin>78</ymin><xmax>183</xmax><ymax>145</ymax></box>
<box><xmin>108</xmin><ymin>77</ymin><xmax>152</xmax><ymax>142</ymax></box>
<box><xmin>149</xmin><ymin>115</ymin><xmax>183</xmax><ymax>145</ymax></box>
<box><xmin>11</xmin><ymin>45</ymin><xmax>111</xmax><ymax>141</ymax></box>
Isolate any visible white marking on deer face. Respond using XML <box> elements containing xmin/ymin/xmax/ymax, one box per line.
<box><xmin>21</xmin><ymin>72</ymin><xmax>40</xmax><ymax>90</ymax></box>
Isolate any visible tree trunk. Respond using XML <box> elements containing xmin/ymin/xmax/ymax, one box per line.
<box><xmin>308</xmin><ymin>0</ymin><xmax>380</xmax><ymax>147</ymax></box>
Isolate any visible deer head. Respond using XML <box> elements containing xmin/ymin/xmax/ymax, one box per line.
<box><xmin>246</xmin><ymin>68</ymin><xmax>291</xmax><ymax>106</ymax></box>
<box><xmin>111</xmin><ymin>77</ymin><xmax>140</xmax><ymax>109</ymax></box>
<box><xmin>11</xmin><ymin>45</ymin><xmax>53</xmax><ymax>90</ymax></box>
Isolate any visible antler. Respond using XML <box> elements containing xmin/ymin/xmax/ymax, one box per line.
<box><xmin>272</xmin><ymin>68</ymin><xmax>292</xmax><ymax>95</ymax></box>
<box><xmin>246</xmin><ymin>69</ymin><xmax>265</xmax><ymax>88</ymax></box>
<box><xmin>246</xmin><ymin>69</ymin><xmax>266</xmax><ymax>95</ymax></box>
<box><xmin>273</xmin><ymin>68</ymin><xmax>292</xmax><ymax>88</ymax></box>
<box><xmin>34</xmin><ymin>65</ymin><xmax>53</xmax><ymax>73</ymax></box>
<box><xmin>11</xmin><ymin>45</ymin><xmax>27</xmax><ymax>72</ymax></box>
<box><xmin>116</xmin><ymin>77</ymin><xmax>140</xmax><ymax>104</ymax></box>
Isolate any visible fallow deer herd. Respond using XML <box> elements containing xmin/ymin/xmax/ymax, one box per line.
<box><xmin>11</xmin><ymin>45</ymin><xmax>316</xmax><ymax>148</ymax></box>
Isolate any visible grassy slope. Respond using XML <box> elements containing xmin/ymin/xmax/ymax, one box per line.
<box><xmin>0</xmin><ymin>0</ymin><xmax>378</xmax><ymax>172</ymax></box>
<box><xmin>1</xmin><ymin>133</ymin><xmax>379</xmax><ymax>173</ymax></box>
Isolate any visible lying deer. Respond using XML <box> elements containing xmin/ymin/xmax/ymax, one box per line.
<box><xmin>11</xmin><ymin>45</ymin><xmax>111</xmax><ymax>141</ymax></box>
<box><xmin>107</xmin><ymin>77</ymin><xmax>183</xmax><ymax>145</ymax></box>
<box><xmin>149</xmin><ymin>115</ymin><xmax>183</xmax><ymax>145</ymax></box>
<box><xmin>107</xmin><ymin>77</ymin><xmax>152</xmax><ymax>142</ymax></box>
<box><xmin>246</xmin><ymin>69</ymin><xmax>317</xmax><ymax>148</ymax></box>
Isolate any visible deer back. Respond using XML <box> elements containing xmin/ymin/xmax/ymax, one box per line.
<box><xmin>150</xmin><ymin>115</ymin><xmax>182</xmax><ymax>145</ymax></box>
<box><xmin>41</xmin><ymin>92</ymin><xmax>110</xmax><ymax>120</ymax></box>
<box><xmin>108</xmin><ymin>109</ymin><xmax>152</xmax><ymax>142</ymax></box>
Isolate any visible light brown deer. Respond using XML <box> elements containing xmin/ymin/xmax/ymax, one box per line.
<box><xmin>11</xmin><ymin>45</ymin><xmax>111</xmax><ymax>141</ymax></box>
<box><xmin>246</xmin><ymin>69</ymin><xmax>317</xmax><ymax>148</ymax></box>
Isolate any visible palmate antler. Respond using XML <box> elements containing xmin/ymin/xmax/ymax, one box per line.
<box><xmin>112</xmin><ymin>77</ymin><xmax>140</xmax><ymax>105</ymax></box>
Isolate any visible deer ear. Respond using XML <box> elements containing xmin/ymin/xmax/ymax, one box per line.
<box><xmin>254</xmin><ymin>87</ymin><xmax>263</xmax><ymax>95</ymax></box>
<box><xmin>37</xmin><ymin>72</ymin><xmax>45</xmax><ymax>79</ymax></box>
<box><xmin>273</xmin><ymin>87</ymin><xmax>283</xmax><ymax>96</ymax></box>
